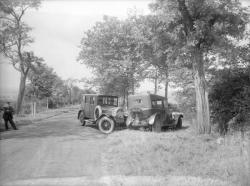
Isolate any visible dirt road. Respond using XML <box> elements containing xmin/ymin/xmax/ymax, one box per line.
<box><xmin>0</xmin><ymin>109</ymin><xmax>235</xmax><ymax>186</ymax></box>
<box><xmin>0</xmin><ymin>109</ymin><xmax>109</xmax><ymax>186</ymax></box>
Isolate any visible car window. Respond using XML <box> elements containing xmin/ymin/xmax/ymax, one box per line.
<box><xmin>98</xmin><ymin>96</ymin><xmax>118</xmax><ymax>106</ymax></box>
<box><xmin>85</xmin><ymin>96</ymin><xmax>89</xmax><ymax>103</ymax></box>
<box><xmin>152</xmin><ymin>100</ymin><xmax>164</xmax><ymax>108</ymax></box>
<box><xmin>128</xmin><ymin>97</ymin><xmax>149</xmax><ymax>108</ymax></box>
<box><xmin>135</xmin><ymin>99</ymin><xmax>142</xmax><ymax>103</ymax></box>
<box><xmin>90</xmin><ymin>96</ymin><xmax>95</xmax><ymax>105</ymax></box>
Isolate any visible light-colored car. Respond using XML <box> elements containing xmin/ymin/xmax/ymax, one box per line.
<box><xmin>78</xmin><ymin>94</ymin><xmax>125</xmax><ymax>134</ymax></box>
<box><xmin>126</xmin><ymin>94</ymin><xmax>183</xmax><ymax>132</ymax></box>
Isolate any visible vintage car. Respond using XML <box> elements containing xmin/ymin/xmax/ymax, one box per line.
<box><xmin>126</xmin><ymin>94</ymin><xmax>183</xmax><ymax>132</ymax></box>
<box><xmin>77</xmin><ymin>94</ymin><xmax>125</xmax><ymax>134</ymax></box>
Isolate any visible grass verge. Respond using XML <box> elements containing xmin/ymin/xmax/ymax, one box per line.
<box><xmin>103</xmin><ymin>127</ymin><xmax>250</xmax><ymax>186</ymax></box>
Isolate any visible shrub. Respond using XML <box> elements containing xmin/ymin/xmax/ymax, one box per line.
<box><xmin>209</xmin><ymin>67</ymin><xmax>250</xmax><ymax>135</ymax></box>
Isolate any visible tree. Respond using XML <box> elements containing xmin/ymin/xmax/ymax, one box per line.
<box><xmin>26</xmin><ymin>63</ymin><xmax>57</xmax><ymax>99</ymax></box>
<box><xmin>209</xmin><ymin>66</ymin><xmax>250</xmax><ymax>135</ymax></box>
<box><xmin>150</xmin><ymin>0</ymin><xmax>249</xmax><ymax>134</ymax></box>
<box><xmin>65</xmin><ymin>78</ymin><xmax>78</xmax><ymax>104</ymax></box>
<box><xmin>135</xmin><ymin>14</ymin><xmax>180</xmax><ymax>109</ymax></box>
<box><xmin>0</xmin><ymin>0</ymin><xmax>42</xmax><ymax>114</ymax></box>
<box><xmin>51</xmin><ymin>77</ymin><xmax>69</xmax><ymax>107</ymax></box>
<box><xmin>26</xmin><ymin>63</ymin><xmax>57</xmax><ymax>113</ymax></box>
<box><xmin>78</xmin><ymin>16</ymin><xmax>147</xmax><ymax>100</ymax></box>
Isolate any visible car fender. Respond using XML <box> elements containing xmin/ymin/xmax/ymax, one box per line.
<box><xmin>97</xmin><ymin>114</ymin><xmax>115</xmax><ymax>124</ymax></box>
<box><xmin>148</xmin><ymin>113</ymin><xmax>159</xmax><ymax>125</ymax></box>
<box><xmin>77</xmin><ymin>110</ymin><xmax>84</xmax><ymax>119</ymax></box>
<box><xmin>126</xmin><ymin>114</ymin><xmax>133</xmax><ymax>126</ymax></box>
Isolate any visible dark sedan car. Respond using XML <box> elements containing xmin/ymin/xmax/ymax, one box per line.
<box><xmin>78</xmin><ymin>94</ymin><xmax>125</xmax><ymax>134</ymax></box>
<box><xmin>126</xmin><ymin>94</ymin><xmax>183</xmax><ymax>132</ymax></box>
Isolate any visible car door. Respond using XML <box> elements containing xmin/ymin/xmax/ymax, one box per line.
<box><xmin>89</xmin><ymin>96</ymin><xmax>96</xmax><ymax>119</ymax></box>
<box><xmin>151</xmin><ymin>99</ymin><xmax>165</xmax><ymax>120</ymax></box>
<box><xmin>84</xmin><ymin>96</ymin><xmax>90</xmax><ymax>118</ymax></box>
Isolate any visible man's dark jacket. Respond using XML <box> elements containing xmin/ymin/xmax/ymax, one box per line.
<box><xmin>2</xmin><ymin>106</ymin><xmax>14</xmax><ymax>120</ymax></box>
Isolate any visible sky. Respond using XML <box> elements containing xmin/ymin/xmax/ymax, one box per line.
<box><xmin>0</xmin><ymin>0</ymin><xmax>152</xmax><ymax>97</ymax></box>
<box><xmin>0</xmin><ymin>0</ymin><xmax>249</xmax><ymax>99</ymax></box>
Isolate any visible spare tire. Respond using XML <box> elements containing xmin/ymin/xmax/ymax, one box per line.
<box><xmin>94</xmin><ymin>105</ymin><xmax>102</xmax><ymax>120</ymax></box>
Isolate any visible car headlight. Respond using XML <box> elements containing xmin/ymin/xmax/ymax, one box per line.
<box><xmin>112</xmin><ymin>109</ymin><xmax>116</xmax><ymax>117</ymax></box>
<box><xmin>112</xmin><ymin>108</ymin><xmax>123</xmax><ymax>117</ymax></box>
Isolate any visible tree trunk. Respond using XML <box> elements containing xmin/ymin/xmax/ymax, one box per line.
<box><xmin>47</xmin><ymin>97</ymin><xmax>49</xmax><ymax>109</ymax></box>
<box><xmin>193</xmin><ymin>49</ymin><xmax>211</xmax><ymax>134</ymax></box>
<box><xmin>164</xmin><ymin>71</ymin><xmax>169</xmax><ymax>111</ymax></box>
<box><xmin>154</xmin><ymin>70</ymin><xmax>158</xmax><ymax>94</ymax></box>
<box><xmin>154</xmin><ymin>77</ymin><xmax>157</xmax><ymax>94</ymax></box>
<box><xmin>122</xmin><ymin>87</ymin><xmax>126</xmax><ymax>108</ymax></box>
<box><xmin>34</xmin><ymin>101</ymin><xmax>36</xmax><ymax>117</ymax></box>
<box><xmin>131</xmin><ymin>77</ymin><xmax>135</xmax><ymax>95</ymax></box>
<box><xmin>16</xmin><ymin>73</ymin><xmax>27</xmax><ymax>114</ymax></box>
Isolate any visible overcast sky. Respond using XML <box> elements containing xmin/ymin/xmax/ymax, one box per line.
<box><xmin>0</xmin><ymin>0</ymin><xmax>151</xmax><ymax>95</ymax></box>
<box><xmin>0</xmin><ymin>0</ymin><xmax>249</xmax><ymax>97</ymax></box>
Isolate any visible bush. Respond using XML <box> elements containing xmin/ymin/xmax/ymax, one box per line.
<box><xmin>209</xmin><ymin>67</ymin><xmax>250</xmax><ymax>134</ymax></box>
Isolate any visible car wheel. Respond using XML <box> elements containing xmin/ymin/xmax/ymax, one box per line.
<box><xmin>98</xmin><ymin>116</ymin><xmax>115</xmax><ymax>134</ymax></box>
<box><xmin>79</xmin><ymin>111</ymin><xmax>86</xmax><ymax>126</ymax></box>
<box><xmin>176</xmin><ymin>116</ymin><xmax>182</xmax><ymax>129</ymax></box>
<box><xmin>94</xmin><ymin>105</ymin><xmax>102</xmax><ymax>120</ymax></box>
<box><xmin>152</xmin><ymin>115</ymin><xmax>162</xmax><ymax>132</ymax></box>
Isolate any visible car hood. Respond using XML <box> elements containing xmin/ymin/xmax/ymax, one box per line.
<box><xmin>101</xmin><ymin>106</ymin><xmax>120</xmax><ymax>114</ymax></box>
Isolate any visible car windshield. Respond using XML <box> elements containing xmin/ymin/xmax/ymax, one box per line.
<box><xmin>151</xmin><ymin>100</ymin><xmax>164</xmax><ymax>108</ymax></box>
<box><xmin>98</xmin><ymin>96</ymin><xmax>118</xmax><ymax>106</ymax></box>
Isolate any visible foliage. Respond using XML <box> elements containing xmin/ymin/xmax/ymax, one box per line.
<box><xmin>0</xmin><ymin>0</ymin><xmax>41</xmax><ymax>71</ymax></box>
<box><xmin>47</xmin><ymin>77</ymin><xmax>94</xmax><ymax>108</ymax></box>
<box><xmin>25</xmin><ymin>63</ymin><xmax>57</xmax><ymax>100</ymax></box>
<box><xmin>171</xmin><ymin>67</ymin><xmax>196</xmax><ymax>117</ymax></box>
<box><xmin>149</xmin><ymin>0</ymin><xmax>249</xmax><ymax>134</ymax></box>
<box><xmin>78</xmin><ymin>16</ymin><xmax>148</xmax><ymax>98</ymax></box>
<box><xmin>134</xmin><ymin>14</ymin><xmax>181</xmax><ymax>100</ymax></box>
<box><xmin>0</xmin><ymin>0</ymin><xmax>42</xmax><ymax>113</ymax></box>
<box><xmin>209</xmin><ymin>66</ymin><xmax>250</xmax><ymax>134</ymax></box>
<box><xmin>24</xmin><ymin>65</ymin><xmax>91</xmax><ymax>109</ymax></box>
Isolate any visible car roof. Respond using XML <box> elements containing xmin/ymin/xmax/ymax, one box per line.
<box><xmin>82</xmin><ymin>94</ymin><xmax>118</xmax><ymax>97</ymax></box>
<box><xmin>129</xmin><ymin>94</ymin><xmax>165</xmax><ymax>100</ymax></box>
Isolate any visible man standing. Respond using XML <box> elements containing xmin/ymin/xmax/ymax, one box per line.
<box><xmin>2</xmin><ymin>102</ymin><xmax>18</xmax><ymax>130</ymax></box>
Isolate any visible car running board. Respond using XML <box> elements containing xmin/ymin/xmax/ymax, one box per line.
<box><xmin>84</xmin><ymin>119</ymin><xmax>96</xmax><ymax>125</ymax></box>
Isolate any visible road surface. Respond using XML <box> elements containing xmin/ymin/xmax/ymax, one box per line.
<box><xmin>0</xmin><ymin>109</ymin><xmax>231</xmax><ymax>186</ymax></box>
<box><xmin>0</xmin><ymin>108</ymin><xmax>110</xmax><ymax>186</ymax></box>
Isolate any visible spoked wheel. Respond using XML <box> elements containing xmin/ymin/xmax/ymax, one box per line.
<box><xmin>98</xmin><ymin>116</ymin><xmax>115</xmax><ymax>134</ymax></box>
<box><xmin>79</xmin><ymin>111</ymin><xmax>86</xmax><ymax>126</ymax></box>
<box><xmin>152</xmin><ymin>115</ymin><xmax>162</xmax><ymax>132</ymax></box>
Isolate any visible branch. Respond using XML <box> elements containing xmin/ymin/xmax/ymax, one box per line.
<box><xmin>0</xmin><ymin>16</ymin><xmax>15</xmax><ymax>23</ymax></box>
<box><xmin>12</xmin><ymin>62</ymin><xmax>21</xmax><ymax>72</ymax></box>
<box><xmin>177</xmin><ymin>0</ymin><xmax>194</xmax><ymax>35</ymax></box>
<box><xmin>24</xmin><ymin>66</ymin><xmax>30</xmax><ymax>75</ymax></box>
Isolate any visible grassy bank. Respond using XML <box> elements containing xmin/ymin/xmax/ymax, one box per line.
<box><xmin>104</xmin><ymin>127</ymin><xmax>250</xmax><ymax>186</ymax></box>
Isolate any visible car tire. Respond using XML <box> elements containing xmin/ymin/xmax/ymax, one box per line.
<box><xmin>79</xmin><ymin>111</ymin><xmax>86</xmax><ymax>126</ymax></box>
<box><xmin>94</xmin><ymin>105</ymin><xmax>102</xmax><ymax>120</ymax></box>
<box><xmin>98</xmin><ymin>116</ymin><xmax>115</xmax><ymax>134</ymax></box>
<box><xmin>176</xmin><ymin>116</ymin><xmax>182</xmax><ymax>129</ymax></box>
<box><xmin>152</xmin><ymin>115</ymin><xmax>162</xmax><ymax>132</ymax></box>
